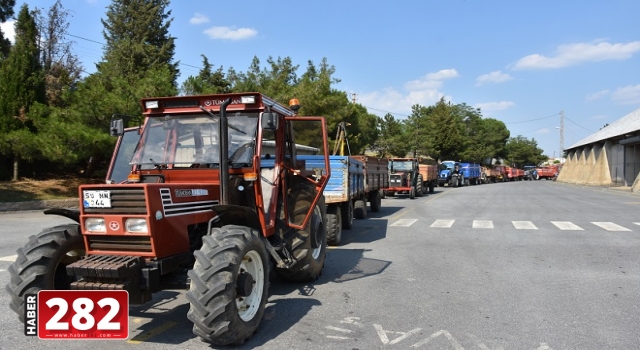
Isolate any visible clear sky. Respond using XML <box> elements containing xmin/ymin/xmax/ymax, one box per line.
<box><xmin>2</xmin><ymin>0</ymin><xmax>639</xmax><ymax>158</ymax></box>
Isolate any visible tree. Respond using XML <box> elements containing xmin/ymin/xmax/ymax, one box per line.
<box><xmin>180</xmin><ymin>55</ymin><xmax>230</xmax><ymax>95</ymax></box>
<box><xmin>0</xmin><ymin>0</ymin><xmax>15</xmax><ymax>58</ymax></box>
<box><xmin>404</xmin><ymin>104</ymin><xmax>432</xmax><ymax>158</ymax></box>
<box><xmin>0</xmin><ymin>4</ymin><xmax>45</xmax><ymax>180</ymax></box>
<box><xmin>374</xmin><ymin>113</ymin><xmax>407</xmax><ymax>157</ymax></box>
<box><xmin>100</xmin><ymin>0</ymin><xmax>178</xmax><ymax>85</ymax></box>
<box><xmin>427</xmin><ymin>98</ymin><xmax>465</xmax><ymax>161</ymax></box>
<box><xmin>505</xmin><ymin>135</ymin><xmax>547</xmax><ymax>167</ymax></box>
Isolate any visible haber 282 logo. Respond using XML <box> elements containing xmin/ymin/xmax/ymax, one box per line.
<box><xmin>26</xmin><ymin>290</ymin><xmax>129</xmax><ymax>339</ymax></box>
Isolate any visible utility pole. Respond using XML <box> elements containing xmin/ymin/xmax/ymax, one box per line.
<box><xmin>559</xmin><ymin>110</ymin><xmax>564</xmax><ymax>159</ymax></box>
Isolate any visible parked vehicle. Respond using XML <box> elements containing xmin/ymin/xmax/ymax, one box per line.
<box><xmin>481</xmin><ymin>166</ymin><xmax>501</xmax><ymax>183</ymax></box>
<box><xmin>386</xmin><ymin>158</ymin><xmax>423</xmax><ymax>198</ymax></box>
<box><xmin>523</xmin><ymin>165</ymin><xmax>539</xmax><ymax>180</ymax></box>
<box><xmin>459</xmin><ymin>162</ymin><xmax>482</xmax><ymax>185</ymax></box>
<box><xmin>438</xmin><ymin>160</ymin><xmax>461</xmax><ymax>187</ymax></box>
<box><xmin>418</xmin><ymin>163</ymin><xmax>438</xmax><ymax>193</ymax></box>
<box><xmin>536</xmin><ymin>165</ymin><xmax>560</xmax><ymax>180</ymax></box>
<box><xmin>5</xmin><ymin>93</ymin><xmax>332</xmax><ymax>346</ymax></box>
<box><xmin>352</xmin><ymin>155</ymin><xmax>389</xmax><ymax>210</ymax></box>
<box><xmin>506</xmin><ymin>166</ymin><xmax>525</xmax><ymax>181</ymax></box>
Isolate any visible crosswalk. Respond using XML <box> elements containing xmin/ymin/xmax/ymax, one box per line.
<box><xmin>390</xmin><ymin>219</ymin><xmax>640</xmax><ymax>232</ymax></box>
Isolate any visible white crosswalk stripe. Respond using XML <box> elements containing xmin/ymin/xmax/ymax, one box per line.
<box><xmin>390</xmin><ymin>219</ymin><xmax>418</xmax><ymax>227</ymax></box>
<box><xmin>591</xmin><ymin>222</ymin><xmax>632</xmax><ymax>232</ymax></box>
<box><xmin>430</xmin><ymin>219</ymin><xmax>455</xmax><ymax>228</ymax></box>
<box><xmin>512</xmin><ymin>221</ymin><xmax>538</xmax><ymax>230</ymax></box>
<box><xmin>472</xmin><ymin>220</ymin><xmax>493</xmax><ymax>229</ymax></box>
<box><xmin>0</xmin><ymin>254</ymin><xmax>17</xmax><ymax>262</ymax></box>
<box><xmin>551</xmin><ymin>221</ymin><xmax>584</xmax><ymax>230</ymax></box>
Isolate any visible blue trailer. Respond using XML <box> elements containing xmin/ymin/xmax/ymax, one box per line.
<box><xmin>298</xmin><ymin>155</ymin><xmax>365</xmax><ymax>246</ymax></box>
<box><xmin>460</xmin><ymin>162</ymin><xmax>482</xmax><ymax>185</ymax></box>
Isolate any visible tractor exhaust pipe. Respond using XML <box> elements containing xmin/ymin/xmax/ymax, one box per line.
<box><xmin>219</xmin><ymin>98</ymin><xmax>232</xmax><ymax>205</ymax></box>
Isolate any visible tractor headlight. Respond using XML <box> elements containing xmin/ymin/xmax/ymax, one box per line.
<box><xmin>126</xmin><ymin>218</ymin><xmax>148</xmax><ymax>233</ymax></box>
<box><xmin>85</xmin><ymin>218</ymin><xmax>106</xmax><ymax>233</ymax></box>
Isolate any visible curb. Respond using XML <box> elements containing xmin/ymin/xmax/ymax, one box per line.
<box><xmin>0</xmin><ymin>199</ymin><xmax>79</xmax><ymax>212</ymax></box>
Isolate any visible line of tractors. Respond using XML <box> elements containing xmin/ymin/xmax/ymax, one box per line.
<box><xmin>4</xmin><ymin>91</ymin><xmax>561</xmax><ymax>345</ymax></box>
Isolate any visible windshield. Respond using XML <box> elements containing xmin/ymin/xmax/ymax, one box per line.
<box><xmin>131</xmin><ymin>112</ymin><xmax>258</xmax><ymax>169</ymax></box>
<box><xmin>390</xmin><ymin>161</ymin><xmax>413</xmax><ymax>171</ymax></box>
<box><xmin>440</xmin><ymin>161</ymin><xmax>455</xmax><ymax>170</ymax></box>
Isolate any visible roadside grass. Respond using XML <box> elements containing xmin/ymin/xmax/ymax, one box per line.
<box><xmin>0</xmin><ymin>177</ymin><xmax>103</xmax><ymax>202</ymax></box>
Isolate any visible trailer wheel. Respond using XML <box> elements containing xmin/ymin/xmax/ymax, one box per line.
<box><xmin>370</xmin><ymin>191</ymin><xmax>381</xmax><ymax>212</ymax></box>
<box><xmin>415</xmin><ymin>175</ymin><xmax>424</xmax><ymax>197</ymax></box>
<box><xmin>465</xmin><ymin>178</ymin><xmax>470</xmax><ymax>186</ymax></box>
<box><xmin>429</xmin><ymin>181</ymin><xmax>435</xmax><ymax>193</ymax></box>
<box><xmin>341</xmin><ymin>200</ymin><xmax>353</xmax><ymax>229</ymax></box>
<box><xmin>6</xmin><ymin>224</ymin><xmax>85</xmax><ymax>322</ymax></box>
<box><xmin>326</xmin><ymin>205</ymin><xmax>342</xmax><ymax>246</ymax></box>
<box><xmin>354</xmin><ymin>198</ymin><xmax>367</xmax><ymax>219</ymax></box>
<box><xmin>187</xmin><ymin>225</ymin><xmax>269</xmax><ymax>346</ymax></box>
<box><xmin>276</xmin><ymin>194</ymin><xmax>327</xmax><ymax>282</ymax></box>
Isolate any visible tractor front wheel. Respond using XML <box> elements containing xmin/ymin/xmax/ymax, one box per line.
<box><xmin>6</xmin><ymin>224</ymin><xmax>85</xmax><ymax>322</ymax></box>
<box><xmin>187</xmin><ymin>225</ymin><xmax>269</xmax><ymax>346</ymax></box>
<box><xmin>370</xmin><ymin>190</ymin><xmax>381</xmax><ymax>212</ymax></box>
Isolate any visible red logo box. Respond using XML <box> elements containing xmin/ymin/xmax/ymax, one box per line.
<box><xmin>37</xmin><ymin>290</ymin><xmax>129</xmax><ymax>339</ymax></box>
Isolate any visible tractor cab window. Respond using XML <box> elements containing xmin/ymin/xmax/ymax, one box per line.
<box><xmin>440</xmin><ymin>161</ymin><xmax>455</xmax><ymax>170</ymax></box>
<box><xmin>391</xmin><ymin>161</ymin><xmax>413</xmax><ymax>171</ymax></box>
<box><xmin>130</xmin><ymin>113</ymin><xmax>259</xmax><ymax>169</ymax></box>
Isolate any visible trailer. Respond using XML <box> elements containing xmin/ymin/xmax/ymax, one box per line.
<box><xmin>505</xmin><ymin>166</ymin><xmax>525</xmax><ymax>181</ymax></box>
<box><xmin>460</xmin><ymin>162</ymin><xmax>482</xmax><ymax>185</ymax></box>
<box><xmin>351</xmin><ymin>155</ymin><xmax>389</xmax><ymax>211</ymax></box>
<box><xmin>298</xmin><ymin>155</ymin><xmax>364</xmax><ymax>246</ymax></box>
<box><xmin>419</xmin><ymin>164</ymin><xmax>438</xmax><ymax>193</ymax></box>
<box><xmin>536</xmin><ymin>165</ymin><xmax>560</xmax><ymax>180</ymax></box>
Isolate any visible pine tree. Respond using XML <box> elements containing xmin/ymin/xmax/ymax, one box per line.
<box><xmin>100</xmin><ymin>0</ymin><xmax>178</xmax><ymax>85</ymax></box>
<box><xmin>0</xmin><ymin>0</ymin><xmax>16</xmax><ymax>59</ymax></box>
<box><xmin>0</xmin><ymin>4</ymin><xmax>45</xmax><ymax>180</ymax></box>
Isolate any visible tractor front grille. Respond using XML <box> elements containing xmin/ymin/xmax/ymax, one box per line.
<box><xmin>87</xmin><ymin>235</ymin><xmax>152</xmax><ymax>253</ymax></box>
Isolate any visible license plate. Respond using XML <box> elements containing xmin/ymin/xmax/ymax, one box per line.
<box><xmin>83</xmin><ymin>190</ymin><xmax>112</xmax><ymax>208</ymax></box>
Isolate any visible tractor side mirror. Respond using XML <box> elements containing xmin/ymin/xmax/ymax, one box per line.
<box><xmin>261</xmin><ymin>112</ymin><xmax>279</xmax><ymax>131</ymax></box>
<box><xmin>110</xmin><ymin>118</ymin><xmax>124</xmax><ymax>136</ymax></box>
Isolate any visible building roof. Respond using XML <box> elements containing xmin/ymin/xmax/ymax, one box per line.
<box><xmin>567</xmin><ymin>107</ymin><xmax>640</xmax><ymax>150</ymax></box>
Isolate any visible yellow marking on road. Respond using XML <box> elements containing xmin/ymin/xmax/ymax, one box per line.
<box><xmin>127</xmin><ymin>321</ymin><xmax>177</xmax><ymax>344</ymax></box>
<box><xmin>388</xmin><ymin>191</ymin><xmax>448</xmax><ymax>221</ymax></box>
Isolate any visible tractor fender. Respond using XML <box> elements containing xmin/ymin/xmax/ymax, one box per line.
<box><xmin>43</xmin><ymin>208</ymin><xmax>80</xmax><ymax>223</ymax></box>
<box><xmin>208</xmin><ymin>204</ymin><xmax>262</xmax><ymax>233</ymax></box>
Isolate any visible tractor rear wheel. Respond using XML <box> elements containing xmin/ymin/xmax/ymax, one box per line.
<box><xmin>326</xmin><ymin>205</ymin><xmax>342</xmax><ymax>246</ymax></box>
<box><xmin>187</xmin><ymin>225</ymin><xmax>269</xmax><ymax>346</ymax></box>
<box><xmin>6</xmin><ymin>224</ymin><xmax>85</xmax><ymax>322</ymax></box>
<box><xmin>409</xmin><ymin>186</ymin><xmax>416</xmax><ymax>199</ymax></box>
<box><xmin>276</xmin><ymin>194</ymin><xmax>327</xmax><ymax>282</ymax></box>
<box><xmin>429</xmin><ymin>181</ymin><xmax>435</xmax><ymax>193</ymax></box>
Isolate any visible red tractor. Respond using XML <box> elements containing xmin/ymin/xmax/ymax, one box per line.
<box><xmin>5</xmin><ymin>93</ymin><xmax>331</xmax><ymax>345</ymax></box>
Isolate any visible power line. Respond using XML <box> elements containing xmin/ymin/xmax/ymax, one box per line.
<box><xmin>363</xmin><ymin>105</ymin><xmax>410</xmax><ymax>117</ymax></box>
<box><xmin>565</xmin><ymin>115</ymin><xmax>595</xmax><ymax>133</ymax></box>
<box><xmin>504</xmin><ymin>113</ymin><xmax>559</xmax><ymax>124</ymax></box>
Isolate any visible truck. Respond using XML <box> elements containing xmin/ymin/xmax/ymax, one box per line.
<box><xmin>5</xmin><ymin>93</ymin><xmax>332</xmax><ymax>346</ymax></box>
<box><xmin>385</xmin><ymin>158</ymin><xmax>424</xmax><ymax>198</ymax></box>
<box><xmin>481</xmin><ymin>166</ymin><xmax>501</xmax><ymax>183</ymax></box>
<box><xmin>298</xmin><ymin>154</ymin><xmax>365</xmax><ymax>246</ymax></box>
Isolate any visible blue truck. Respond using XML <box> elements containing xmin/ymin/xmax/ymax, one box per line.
<box><xmin>438</xmin><ymin>160</ymin><xmax>482</xmax><ymax>186</ymax></box>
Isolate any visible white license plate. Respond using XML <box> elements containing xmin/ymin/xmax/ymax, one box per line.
<box><xmin>83</xmin><ymin>190</ymin><xmax>112</xmax><ymax>208</ymax></box>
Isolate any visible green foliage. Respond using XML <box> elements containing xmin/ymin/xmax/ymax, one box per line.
<box><xmin>374</xmin><ymin>113</ymin><xmax>408</xmax><ymax>157</ymax></box>
<box><xmin>100</xmin><ymin>0</ymin><xmax>178</xmax><ymax>85</ymax></box>
<box><xmin>180</xmin><ymin>55</ymin><xmax>230</xmax><ymax>95</ymax></box>
<box><xmin>427</xmin><ymin>98</ymin><xmax>465</xmax><ymax>161</ymax></box>
<box><xmin>0</xmin><ymin>4</ymin><xmax>46</xmax><ymax>174</ymax></box>
<box><xmin>505</xmin><ymin>135</ymin><xmax>548</xmax><ymax>167</ymax></box>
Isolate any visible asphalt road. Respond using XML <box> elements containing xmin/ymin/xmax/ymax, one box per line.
<box><xmin>1</xmin><ymin>180</ymin><xmax>639</xmax><ymax>350</ymax></box>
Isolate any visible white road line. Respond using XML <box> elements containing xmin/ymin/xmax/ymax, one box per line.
<box><xmin>512</xmin><ymin>221</ymin><xmax>538</xmax><ymax>230</ymax></box>
<box><xmin>325</xmin><ymin>326</ymin><xmax>352</xmax><ymax>333</ymax></box>
<box><xmin>430</xmin><ymin>219</ymin><xmax>455</xmax><ymax>228</ymax></box>
<box><xmin>326</xmin><ymin>335</ymin><xmax>350</xmax><ymax>340</ymax></box>
<box><xmin>389</xmin><ymin>328</ymin><xmax>422</xmax><ymax>345</ymax></box>
<box><xmin>473</xmin><ymin>220</ymin><xmax>494</xmax><ymax>229</ymax></box>
<box><xmin>634</xmin><ymin>222</ymin><xmax>640</xmax><ymax>226</ymax></box>
<box><xmin>0</xmin><ymin>254</ymin><xmax>17</xmax><ymax>262</ymax></box>
<box><xmin>411</xmin><ymin>330</ymin><xmax>464</xmax><ymax>349</ymax></box>
<box><xmin>551</xmin><ymin>221</ymin><xmax>584</xmax><ymax>230</ymax></box>
<box><xmin>592</xmin><ymin>222</ymin><xmax>632</xmax><ymax>232</ymax></box>
<box><xmin>390</xmin><ymin>219</ymin><xmax>418</xmax><ymax>227</ymax></box>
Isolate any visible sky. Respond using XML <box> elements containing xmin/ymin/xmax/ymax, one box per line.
<box><xmin>2</xmin><ymin>0</ymin><xmax>640</xmax><ymax>158</ymax></box>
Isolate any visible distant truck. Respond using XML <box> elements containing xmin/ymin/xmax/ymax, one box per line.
<box><xmin>385</xmin><ymin>158</ymin><xmax>423</xmax><ymax>198</ymax></box>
